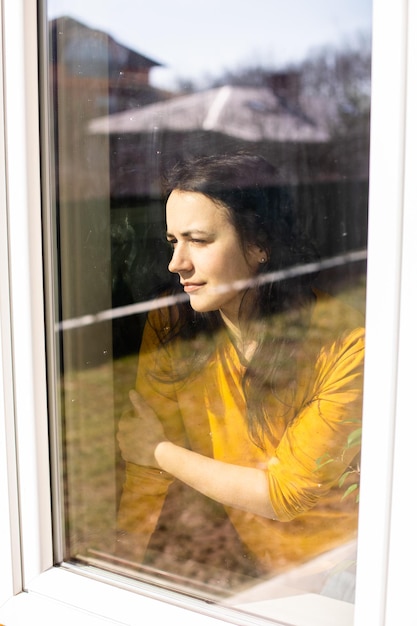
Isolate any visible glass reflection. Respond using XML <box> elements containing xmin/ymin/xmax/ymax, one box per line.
<box><xmin>45</xmin><ymin>2</ymin><xmax>371</xmax><ymax>620</ymax></box>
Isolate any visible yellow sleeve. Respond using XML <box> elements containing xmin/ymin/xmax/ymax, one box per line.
<box><xmin>135</xmin><ymin>309</ymin><xmax>188</xmax><ymax>446</ymax></box>
<box><xmin>267</xmin><ymin>327</ymin><xmax>364</xmax><ymax>521</ymax></box>
<box><xmin>117</xmin><ymin>309</ymin><xmax>188</xmax><ymax>559</ymax></box>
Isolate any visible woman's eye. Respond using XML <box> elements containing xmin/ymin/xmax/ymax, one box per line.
<box><xmin>190</xmin><ymin>238</ymin><xmax>207</xmax><ymax>245</ymax></box>
<box><xmin>166</xmin><ymin>239</ymin><xmax>176</xmax><ymax>248</ymax></box>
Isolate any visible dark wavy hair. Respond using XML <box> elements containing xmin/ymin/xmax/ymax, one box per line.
<box><xmin>155</xmin><ymin>152</ymin><xmax>318</xmax><ymax>448</ymax></box>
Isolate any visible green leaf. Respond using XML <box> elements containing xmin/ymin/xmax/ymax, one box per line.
<box><xmin>338</xmin><ymin>471</ymin><xmax>352</xmax><ymax>488</ymax></box>
<box><xmin>346</xmin><ymin>427</ymin><xmax>362</xmax><ymax>449</ymax></box>
<box><xmin>315</xmin><ymin>452</ymin><xmax>333</xmax><ymax>469</ymax></box>
<box><xmin>341</xmin><ymin>483</ymin><xmax>359</xmax><ymax>500</ymax></box>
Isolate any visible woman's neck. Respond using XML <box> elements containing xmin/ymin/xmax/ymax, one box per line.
<box><xmin>220</xmin><ymin>311</ymin><xmax>257</xmax><ymax>362</ymax></box>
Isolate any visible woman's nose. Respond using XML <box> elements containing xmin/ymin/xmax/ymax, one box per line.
<box><xmin>168</xmin><ymin>243</ymin><xmax>193</xmax><ymax>274</ymax></box>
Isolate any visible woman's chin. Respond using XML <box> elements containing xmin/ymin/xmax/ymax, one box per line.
<box><xmin>188</xmin><ymin>295</ymin><xmax>217</xmax><ymax>314</ymax></box>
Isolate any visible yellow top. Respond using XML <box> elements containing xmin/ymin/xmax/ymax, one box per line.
<box><xmin>118</xmin><ymin>294</ymin><xmax>364</xmax><ymax>573</ymax></box>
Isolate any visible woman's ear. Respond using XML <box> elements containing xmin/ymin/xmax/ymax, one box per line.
<box><xmin>257</xmin><ymin>244</ymin><xmax>268</xmax><ymax>264</ymax></box>
<box><xmin>246</xmin><ymin>244</ymin><xmax>268</xmax><ymax>269</ymax></box>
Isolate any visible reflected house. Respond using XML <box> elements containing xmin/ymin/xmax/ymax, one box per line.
<box><xmin>89</xmin><ymin>79</ymin><xmax>336</xmax><ymax>197</ymax></box>
<box><xmin>88</xmin><ymin>69</ymin><xmax>370</xmax><ymax>196</ymax></box>
<box><xmin>49</xmin><ymin>16</ymin><xmax>170</xmax><ymax>203</ymax></box>
<box><xmin>49</xmin><ymin>15</ymin><xmax>167</xmax><ymax>113</ymax></box>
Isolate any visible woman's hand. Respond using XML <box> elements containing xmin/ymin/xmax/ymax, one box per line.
<box><xmin>117</xmin><ymin>390</ymin><xmax>167</xmax><ymax>468</ymax></box>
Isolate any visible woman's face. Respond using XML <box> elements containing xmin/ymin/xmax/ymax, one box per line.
<box><xmin>166</xmin><ymin>190</ymin><xmax>262</xmax><ymax>324</ymax></box>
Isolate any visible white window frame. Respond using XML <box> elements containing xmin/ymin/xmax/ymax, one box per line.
<box><xmin>1</xmin><ymin>0</ymin><xmax>416</xmax><ymax>623</ymax></box>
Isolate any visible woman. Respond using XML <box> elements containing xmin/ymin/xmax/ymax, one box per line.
<box><xmin>117</xmin><ymin>153</ymin><xmax>364</xmax><ymax>582</ymax></box>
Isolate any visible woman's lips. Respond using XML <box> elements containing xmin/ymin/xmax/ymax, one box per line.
<box><xmin>182</xmin><ymin>282</ymin><xmax>204</xmax><ymax>293</ymax></box>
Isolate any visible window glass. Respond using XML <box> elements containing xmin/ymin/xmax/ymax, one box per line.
<box><xmin>44</xmin><ymin>1</ymin><xmax>371</xmax><ymax>621</ymax></box>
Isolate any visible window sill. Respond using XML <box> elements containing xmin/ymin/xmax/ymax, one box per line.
<box><xmin>0</xmin><ymin>566</ymin><xmax>354</xmax><ymax>626</ymax></box>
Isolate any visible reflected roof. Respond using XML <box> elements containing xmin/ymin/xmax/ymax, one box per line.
<box><xmin>50</xmin><ymin>16</ymin><xmax>162</xmax><ymax>78</ymax></box>
<box><xmin>89</xmin><ymin>85</ymin><xmax>331</xmax><ymax>143</ymax></box>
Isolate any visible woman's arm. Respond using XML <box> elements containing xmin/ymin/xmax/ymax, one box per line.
<box><xmin>125</xmin><ymin>389</ymin><xmax>276</xmax><ymax>519</ymax></box>
<box><xmin>155</xmin><ymin>440</ymin><xmax>276</xmax><ymax>519</ymax></box>
<box><xmin>267</xmin><ymin>327</ymin><xmax>365</xmax><ymax>521</ymax></box>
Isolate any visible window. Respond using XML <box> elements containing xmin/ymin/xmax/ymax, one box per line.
<box><xmin>1</xmin><ymin>1</ymin><xmax>416</xmax><ymax>624</ymax></box>
<box><xmin>45</xmin><ymin>0</ymin><xmax>371</xmax><ymax>619</ymax></box>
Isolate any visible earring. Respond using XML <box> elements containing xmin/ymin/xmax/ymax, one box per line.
<box><xmin>260</xmin><ymin>257</ymin><xmax>266</xmax><ymax>263</ymax></box>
